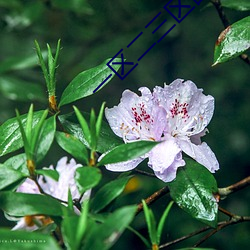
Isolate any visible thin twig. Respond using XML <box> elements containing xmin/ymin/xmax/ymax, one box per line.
<box><xmin>134</xmin><ymin>169</ymin><xmax>156</xmax><ymax>178</ymax></box>
<box><xmin>218</xmin><ymin>206</ymin><xmax>235</xmax><ymax>218</ymax></box>
<box><xmin>218</xmin><ymin>176</ymin><xmax>250</xmax><ymax>198</ymax></box>
<box><xmin>159</xmin><ymin>216</ymin><xmax>250</xmax><ymax>249</ymax></box>
<box><xmin>193</xmin><ymin>216</ymin><xmax>250</xmax><ymax>247</ymax></box>
<box><xmin>136</xmin><ymin>186</ymin><xmax>170</xmax><ymax>215</ymax></box>
<box><xmin>211</xmin><ymin>0</ymin><xmax>250</xmax><ymax>66</ymax></box>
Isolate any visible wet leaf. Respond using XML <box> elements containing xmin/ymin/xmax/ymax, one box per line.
<box><xmin>0</xmin><ymin>192</ymin><xmax>65</xmax><ymax>216</ymax></box>
<box><xmin>168</xmin><ymin>159</ymin><xmax>218</xmax><ymax>227</ymax></box>
<box><xmin>213</xmin><ymin>16</ymin><xmax>250</xmax><ymax>65</ymax></box>
<box><xmin>59</xmin><ymin>112</ymin><xmax>123</xmax><ymax>153</ymax></box>
<box><xmin>0</xmin><ymin>111</ymin><xmax>44</xmax><ymax>157</ymax></box>
<box><xmin>59</xmin><ymin>58</ymin><xmax>122</xmax><ymax>106</ymax></box>
<box><xmin>83</xmin><ymin>205</ymin><xmax>137</xmax><ymax>250</ymax></box>
<box><xmin>91</xmin><ymin>176</ymin><xmax>132</xmax><ymax>213</ymax></box>
<box><xmin>75</xmin><ymin>167</ymin><xmax>102</xmax><ymax>194</ymax></box>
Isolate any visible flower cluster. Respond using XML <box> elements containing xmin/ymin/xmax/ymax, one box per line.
<box><xmin>104</xmin><ymin>79</ymin><xmax>219</xmax><ymax>182</ymax></box>
<box><xmin>12</xmin><ymin>157</ymin><xmax>89</xmax><ymax>231</ymax></box>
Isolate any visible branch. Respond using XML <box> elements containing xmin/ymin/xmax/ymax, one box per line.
<box><xmin>136</xmin><ymin>186</ymin><xmax>169</xmax><ymax>215</ymax></box>
<box><xmin>134</xmin><ymin>169</ymin><xmax>156</xmax><ymax>178</ymax></box>
<box><xmin>210</xmin><ymin>0</ymin><xmax>250</xmax><ymax>66</ymax></box>
<box><xmin>218</xmin><ymin>176</ymin><xmax>250</xmax><ymax>198</ymax></box>
<box><xmin>193</xmin><ymin>216</ymin><xmax>250</xmax><ymax>247</ymax></box>
<box><xmin>159</xmin><ymin>216</ymin><xmax>250</xmax><ymax>249</ymax></box>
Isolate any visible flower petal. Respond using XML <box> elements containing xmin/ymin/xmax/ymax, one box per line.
<box><xmin>105</xmin><ymin>88</ymin><xmax>166</xmax><ymax>142</ymax></box>
<box><xmin>179</xmin><ymin>139</ymin><xmax>219</xmax><ymax>173</ymax></box>
<box><xmin>154</xmin><ymin>79</ymin><xmax>214</xmax><ymax>136</ymax></box>
<box><xmin>148</xmin><ymin>137</ymin><xmax>185</xmax><ymax>182</ymax></box>
<box><xmin>16</xmin><ymin>178</ymin><xmax>40</xmax><ymax>194</ymax></box>
<box><xmin>105</xmin><ymin>157</ymin><xmax>145</xmax><ymax>172</ymax></box>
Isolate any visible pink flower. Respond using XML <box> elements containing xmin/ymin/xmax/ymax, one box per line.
<box><xmin>12</xmin><ymin>157</ymin><xmax>90</xmax><ymax>231</ymax></box>
<box><xmin>104</xmin><ymin>79</ymin><xmax>219</xmax><ymax>182</ymax></box>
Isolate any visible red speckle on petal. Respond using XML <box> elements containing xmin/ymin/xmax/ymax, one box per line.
<box><xmin>131</xmin><ymin>103</ymin><xmax>153</xmax><ymax>125</ymax></box>
<box><xmin>170</xmin><ymin>99</ymin><xmax>190</xmax><ymax>121</ymax></box>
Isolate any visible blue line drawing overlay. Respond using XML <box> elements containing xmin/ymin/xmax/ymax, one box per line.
<box><xmin>145</xmin><ymin>12</ymin><xmax>162</xmax><ymax>28</ymax></box>
<box><xmin>127</xmin><ymin>31</ymin><xmax>143</xmax><ymax>48</ymax></box>
<box><xmin>93</xmin><ymin>74</ymin><xmax>112</xmax><ymax>93</ymax></box>
<box><xmin>152</xmin><ymin>19</ymin><xmax>167</xmax><ymax>34</ymax></box>
<box><xmin>94</xmin><ymin>0</ymin><xmax>203</xmax><ymax>92</ymax></box>
<box><xmin>138</xmin><ymin>43</ymin><xmax>156</xmax><ymax>61</ymax></box>
<box><xmin>157</xmin><ymin>24</ymin><xmax>176</xmax><ymax>43</ymax></box>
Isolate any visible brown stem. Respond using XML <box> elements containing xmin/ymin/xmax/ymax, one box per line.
<box><xmin>136</xmin><ymin>186</ymin><xmax>169</xmax><ymax>215</ymax></box>
<box><xmin>134</xmin><ymin>169</ymin><xmax>156</xmax><ymax>178</ymax></box>
<box><xmin>193</xmin><ymin>216</ymin><xmax>250</xmax><ymax>247</ymax></box>
<box><xmin>159</xmin><ymin>217</ymin><xmax>250</xmax><ymax>249</ymax></box>
<box><xmin>218</xmin><ymin>176</ymin><xmax>250</xmax><ymax>198</ymax></box>
<box><xmin>210</xmin><ymin>0</ymin><xmax>250</xmax><ymax>66</ymax></box>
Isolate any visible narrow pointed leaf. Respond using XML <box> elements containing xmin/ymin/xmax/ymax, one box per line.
<box><xmin>0</xmin><ymin>110</ymin><xmax>44</xmax><ymax>157</ymax></box>
<box><xmin>59</xmin><ymin>112</ymin><xmax>123</xmax><ymax>153</ymax></box>
<box><xmin>83</xmin><ymin>205</ymin><xmax>137</xmax><ymax>250</ymax></box>
<box><xmin>75</xmin><ymin>167</ymin><xmax>102</xmax><ymax>194</ymax></box>
<box><xmin>73</xmin><ymin>106</ymin><xmax>91</xmax><ymax>146</ymax></box>
<box><xmin>36</xmin><ymin>116</ymin><xmax>56</xmax><ymax>162</ymax></box>
<box><xmin>56</xmin><ymin>131</ymin><xmax>89</xmax><ymax>165</ymax></box>
<box><xmin>59</xmin><ymin>58</ymin><xmax>122</xmax><ymax>106</ymax></box>
<box><xmin>168</xmin><ymin>159</ymin><xmax>218</xmax><ymax>227</ymax></box>
<box><xmin>213</xmin><ymin>16</ymin><xmax>250</xmax><ymax>65</ymax></box>
<box><xmin>96</xmin><ymin>102</ymin><xmax>106</xmax><ymax>139</ymax></box>
<box><xmin>157</xmin><ymin>201</ymin><xmax>174</xmax><ymax>244</ymax></box>
<box><xmin>91</xmin><ymin>176</ymin><xmax>132</xmax><ymax>213</ymax></box>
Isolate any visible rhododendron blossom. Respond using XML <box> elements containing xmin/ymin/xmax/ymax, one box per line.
<box><xmin>104</xmin><ymin>79</ymin><xmax>219</xmax><ymax>182</ymax></box>
<box><xmin>11</xmin><ymin>157</ymin><xmax>89</xmax><ymax>231</ymax></box>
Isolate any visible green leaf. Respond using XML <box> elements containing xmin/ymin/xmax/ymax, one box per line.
<box><xmin>157</xmin><ymin>201</ymin><xmax>174</xmax><ymax>244</ymax></box>
<box><xmin>213</xmin><ymin>16</ymin><xmax>250</xmax><ymax>65</ymax></box>
<box><xmin>0</xmin><ymin>76</ymin><xmax>46</xmax><ymax>102</ymax></box>
<box><xmin>36</xmin><ymin>169</ymin><xmax>59</xmax><ymax>181</ymax></box>
<box><xmin>0</xmin><ymin>164</ymin><xmax>27</xmax><ymax>190</ymax></box>
<box><xmin>0</xmin><ymin>111</ymin><xmax>44</xmax><ymax>157</ymax></box>
<box><xmin>91</xmin><ymin>176</ymin><xmax>132</xmax><ymax>213</ymax></box>
<box><xmin>98</xmin><ymin>141</ymin><xmax>158</xmax><ymax>166</ymax></box>
<box><xmin>62</xmin><ymin>215</ymin><xmax>80</xmax><ymax>250</ymax></box>
<box><xmin>168</xmin><ymin>159</ymin><xmax>218</xmax><ymax>227</ymax></box>
<box><xmin>73</xmin><ymin>106</ymin><xmax>91</xmax><ymax>147</ymax></box>
<box><xmin>36</xmin><ymin>116</ymin><xmax>56</xmax><ymax>162</ymax></box>
<box><xmin>59</xmin><ymin>112</ymin><xmax>123</xmax><ymax>153</ymax></box>
<box><xmin>96</xmin><ymin>102</ymin><xmax>106</xmax><ymax>140</ymax></box>
<box><xmin>83</xmin><ymin>205</ymin><xmax>137</xmax><ymax>250</ymax></box>
<box><xmin>221</xmin><ymin>0</ymin><xmax>250</xmax><ymax>11</ymax></box>
<box><xmin>142</xmin><ymin>200</ymin><xmax>157</xmax><ymax>245</ymax></box>
<box><xmin>56</xmin><ymin>131</ymin><xmax>89</xmax><ymax>165</ymax></box>
<box><xmin>75</xmin><ymin>167</ymin><xmax>102</xmax><ymax>194</ymax></box>
<box><xmin>0</xmin><ymin>228</ymin><xmax>60</xmax><ymax>250</ymax></box>
<box><xmin>0</xmin><ymin>192</ymin><xmax>65</xmax><ymax>216</ymax></box>
<box><xmin>59</xmin><ymin>58</ymin><xmax>122</xmax><ymax>106</ymax></box>
<box><xmin>4</xmin><ymin>153</ymin><xmax>28</xmax><ymax>175</ymax></box>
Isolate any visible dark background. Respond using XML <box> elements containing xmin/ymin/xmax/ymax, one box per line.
<box><xmin>0</xmin><ymin>0</ymin><xmax>249</xmax><ymax>249</ymax></box>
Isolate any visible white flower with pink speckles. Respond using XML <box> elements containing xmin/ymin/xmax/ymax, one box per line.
<box><xmin>104</xmin><ymin>79</ymin><xmax>219</xmax><ymax>182</ymax></box>
<box><xmin>11</xmin><ymin>157</ymin><xmax>90</xmax><ymax>231</ymax></box>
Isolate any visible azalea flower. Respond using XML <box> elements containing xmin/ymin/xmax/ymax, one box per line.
<box><xmin>11</xmin><ymin>157</ymin><xmax>89</xmax><ymax>231</ymax></box>
<box><xmin>104</xmin><ymin>79</ymin><xmax>219</xmax><ymax>182</ymax></box>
